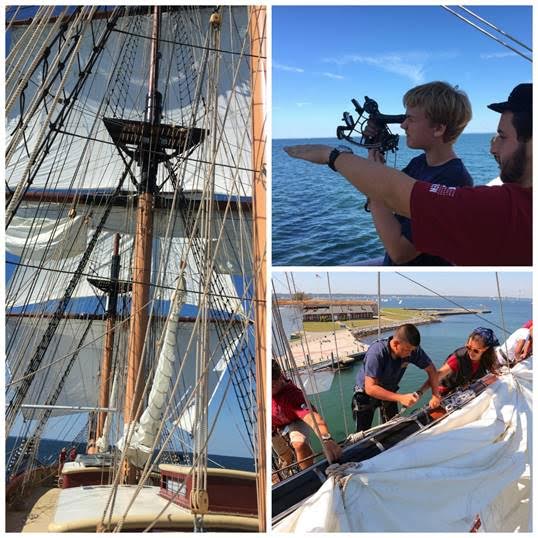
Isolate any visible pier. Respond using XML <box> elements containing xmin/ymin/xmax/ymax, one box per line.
<box><xmin>286</xmin><ymin>307</ymin><xmax>491</xmax><ymax>369</ymax></box>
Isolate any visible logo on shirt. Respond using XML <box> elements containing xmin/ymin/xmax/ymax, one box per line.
<box><xmin>429</xmin><ymin>184</ymin><xmax>456</xmax><ymax>197</ymax></box>
<box><xmin>300</xmin><ymin>403</ymin><xmax>308</xmax><ymax>410</ymax></box>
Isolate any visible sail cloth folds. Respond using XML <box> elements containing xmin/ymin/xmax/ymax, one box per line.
<box><xmin>6</xmin><ymin>215</ymin><xmax>88</xmax><ymax>260</ymax></box>
<box><xmin>117</xmin><ymin>279</ymin><xmax>187</xmax><ymax>467</ymax></box>
<box><xmin>275</xmin><ymin>359</ymin><xmax>532</xmax><ymax>533</ymax></box>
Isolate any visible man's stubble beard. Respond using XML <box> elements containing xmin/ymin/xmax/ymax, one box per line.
<box><xmin>501</xmin><ymin>142</ymin><xmax>528</xmax><ymax>184</ymax></box>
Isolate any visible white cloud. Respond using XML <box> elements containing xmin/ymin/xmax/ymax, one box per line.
<box><xmin>296</xmin><ymin>102</ymin><xmax>311</xmax><ymax>108</ymax></box>
<box><xmin>274</xmin><ymin>61</ymin><xmax>305</xmax><ymax>73</ymax></box>
<box><xmin>480</xmin><ymin>51</ymin><xmax>518</xmax><ymax>59</ymax></box>
<box><xmin>322</xmin><ymin>52</ymin><xmax>431</xmax><ymax>84</ymax></box>
<box><xmin>320</xmin><ymin>72</ymin><xmax>344</xmax><ymax>80</ymax></box>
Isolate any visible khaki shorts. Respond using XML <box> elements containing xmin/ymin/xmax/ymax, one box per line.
<box><xmin>272</xmin><ymin>420</ymin><xmax>311</xmax><ymax>458</ymax></box>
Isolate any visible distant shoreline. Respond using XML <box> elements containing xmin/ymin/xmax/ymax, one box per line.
<box><xmin>277</xmin><ymin>294</ymin><xmax>531</xmax><ymax>301</ymax></box>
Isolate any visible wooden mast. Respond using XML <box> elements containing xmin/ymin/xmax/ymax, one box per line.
<box><xmin>88</xmin><ymin>233</ymin><xmax>122</xmax><ymax>454</ymax></box>
<box><xmin>249</xmin><ymin>5</ymin><xmax>267</xmax><ymax>532</ymax></box>
<box><xmin>122</xmin><ymin>6</ymin><xmax>161</xmax><ymax>483</ymax></box>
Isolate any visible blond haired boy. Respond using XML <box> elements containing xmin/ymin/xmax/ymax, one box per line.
<box><xmin>370</xmin><ymin>81</ymin><xmax>473</xmax><ymax>265</ymax></box>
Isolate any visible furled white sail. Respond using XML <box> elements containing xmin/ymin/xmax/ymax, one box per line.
<box><xmin>118</xmin><ymin>277</ymin><xmax>187</xmax><ymax>467</ymax></box>
<box><xmin>276</xmin><ymin>359</ymin><xmax>532</xmax><ymax>532</ymax></box>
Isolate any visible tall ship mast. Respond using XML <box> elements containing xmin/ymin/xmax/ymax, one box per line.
<box><xmin>6</xmin><ymin>5</ymin><xmax>266</xmax><ymax>532</ymax></box>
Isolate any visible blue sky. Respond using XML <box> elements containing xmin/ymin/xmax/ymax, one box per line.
<box><xmin>273</xmin><ymin>5</ymin><xmax>532</xmax><ymax>138</ymax></box>
<box><xmin>272</xmin><ymin>272</ymin><xmax>532</xmax><ymax>299</ymax></box>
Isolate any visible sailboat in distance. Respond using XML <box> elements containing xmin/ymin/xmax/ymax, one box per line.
<box><xmin>6</xmin><ymin>5</ymin><xmax>266</xmax><ymax>532</ymax></box>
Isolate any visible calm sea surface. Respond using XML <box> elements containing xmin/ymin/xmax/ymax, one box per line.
<box><xmin>273</xmin><ymin>133</ymin><xmax>499</xmax><ymax>266</ymax></box>
<box><xmin>301</xmin><ymin>295</ymin><xmax>531</xmax><ymax>451</ymax></box>
<box><xmin>6</xmin><ymin>438</ymin><xmax>255</xmax><ymax>472</ymax></box>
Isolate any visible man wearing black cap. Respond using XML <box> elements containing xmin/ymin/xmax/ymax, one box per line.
<box><xmin>284</xmin><ymin>82</ymin><xmax>532</xmax><ymax>266</ymax></box>
<box><xmin>488</xmin><ymin>84</ymin><xmax>532</xmax><ymax>185</ymax></box>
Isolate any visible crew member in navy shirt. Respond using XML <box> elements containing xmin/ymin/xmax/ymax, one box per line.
<box><xmin>352</xmin><ymin>324</ymin><xmax>441</xmax><ymax>432</ymax></box>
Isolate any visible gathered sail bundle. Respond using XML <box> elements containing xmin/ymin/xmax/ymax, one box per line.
<box><xmin>275</xmin><ymin>359</ymin><xmax>531</xmax><ymax>533</ymax></box>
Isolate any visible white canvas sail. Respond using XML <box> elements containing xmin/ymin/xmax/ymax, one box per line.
<box><xmin>7</xmin><ymin>7</ymin><xmax>252</xmax><ymax>197</ymax></box>
<box><xmin>275</xmin><ymin>359</ymin><xmax>531</xmax><ymax>532</ymax></box>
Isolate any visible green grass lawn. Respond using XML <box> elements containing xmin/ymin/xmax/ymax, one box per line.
<box><xmin>379</xmin><ymin>308</ymin><xmax>425</xmax><ymax>320</ymax></box>
<box><xmin>302</xmin><ymin>309</ymin><xmax>429</xmax><ymax>332</ymax></box>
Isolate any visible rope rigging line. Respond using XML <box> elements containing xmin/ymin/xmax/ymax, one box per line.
<box><xmin>111</xmin><ymin>27</ymin><xmax>266</xmax><ymax>60</ymax></box>
<box><xmin>442</xmin><ymin>5</ymin><xmax>532</xmax><ymax>62</ymax></box>
<box><xmin>6</xmin><ymin>160</ymin><xmax>134</xmax><ymax>436</ymax></box>
<box><xmin>6</xmin><ymin>6</ymin><xmax>56</xmax><ymax>83</ymax></box>
<box><xmin>6</xmin><ymin>7</ymin><xmax>126</xmax><ymax>228</ymax></box>
<box><xmin>325</xmin><ymin>272</ymin><xmax>350</xmax><ymax>436</ymax></box>
<box><xmin>6</xmin><ymin>6</ymin><xmax>259</xmax><ymax>532</ymax></box>
<box><xmin>394</xmin><ymin>272</ymin><xmax>513</xmax><ymax>336</ymax></box>
<box><xmin>7</xmin><ymin>6</ymin><xmax>93</xmax><ymax>161</ymax></box>
<box><xmin>9</xmin><ymin>314</ymin><xmax>98</xmax><ymax>480</ymax></box>
<box><xmin>458</xmin><ymin>6</ymin><xmax>532</xmax><ymax>53</ymax></box>
<box><xmin>6</xmin><ymin>6</ymin><xmax>70</xmax><ymax>112</ymax></box>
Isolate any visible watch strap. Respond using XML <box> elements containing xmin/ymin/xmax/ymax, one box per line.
<box><xmin>328</xmin><ymin>148</ymin><xmax>341</xmax><ymax>171</ymax></box>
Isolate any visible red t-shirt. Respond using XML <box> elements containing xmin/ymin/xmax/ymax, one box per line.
<box><xmin>272</xmin><ymin>381</ymin><xmax>311</xmax><ymax>429</ymax></box>
<box><xmin>445</xmin><ymin>354</ymin><xmax>482</xmax><ymax>376</ymax></box>
<box><xmin>410</xmin><ymin>182</ymin><xmax>532</xmax><ymax>266</ymax></box>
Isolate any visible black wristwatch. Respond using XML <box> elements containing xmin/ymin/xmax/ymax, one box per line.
<box><xmin>328</xmin><ymin>145</ymin><xmax>353</xmax><ymax>171</ymax></box>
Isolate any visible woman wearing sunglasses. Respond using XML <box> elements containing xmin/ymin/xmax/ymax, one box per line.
<box><xmin>416</xmin><ymin>327</ymin><xmax>500</xmax><ymax>401</ymax></box>
<box><xmin>436</xmin><ymin>327</ymin><xmax>500</xmax><ymax>397</ymax></box>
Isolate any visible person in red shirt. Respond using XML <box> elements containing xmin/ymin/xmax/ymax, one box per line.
<box><xmin>418</xmin><ymin>327</ymin><xmax>500</xmax><ymax>397</ymax></box>
<box><xmin>284</xmin><ymin>83</ymin><xmax>532</xmax><ymax>266</ymax></box>
<box><xmin>272</xmin><ymin>360</ymin><xmax>341</xmax><ymax>470</ymax></box>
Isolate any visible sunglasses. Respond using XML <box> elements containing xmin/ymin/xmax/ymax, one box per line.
<box><xmin>466</xmin><ymin>345</ymin><xmax>487</xmax><ymax>355</ymax></box>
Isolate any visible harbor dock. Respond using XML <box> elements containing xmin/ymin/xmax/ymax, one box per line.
<box><xmin>287</xmin><ymin>307</ymin><xmax>491</xmax><ymax>369</ymax></box>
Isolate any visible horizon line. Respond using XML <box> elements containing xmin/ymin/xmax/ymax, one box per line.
<box><xmin>276</xmin><ymin>293</ymin><xmax>531</xmax><ymax>300</ymax></box>
<box><xmin>273</xmin><ymin>131</ymin><xmax>496</xmax><ymax>141</ymax></box>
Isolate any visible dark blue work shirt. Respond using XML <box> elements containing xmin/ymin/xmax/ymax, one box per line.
<box><xmin>383</xmin><ymin>154</ymin><xmax>473</xmax><ymax>266</ymax></box>
<box><xmin>355</xmin><ymin>337</ymin><xmax>433</xmax><ymax>392</ymax></box>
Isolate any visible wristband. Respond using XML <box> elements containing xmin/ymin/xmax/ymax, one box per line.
<box><xmin>328</xmin><ymin>145</ymin><xmax>353</xmax><ymax>171</ymax></box>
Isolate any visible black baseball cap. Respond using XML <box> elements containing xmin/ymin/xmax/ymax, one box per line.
<box><xmin>487</xmin><ymin>83</ymin><xmax>532</xmax><ymax>114</ymax></box>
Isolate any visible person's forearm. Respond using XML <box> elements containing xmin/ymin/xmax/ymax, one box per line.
<box><xmin>427</xmin><ymin>369</ymin><xmax>441</xmax><ymax>397</ymax></box>
<box><xmin>370</xmin><ymin>200</ymin><xmax>419</xmax><ymax>263</ymax></box>
<box><xmin>302</xmin><ymin>411</ymin><xmax>331</xmax><ymax>438</ymax></box>
<box><xmin>336</xmin><ymin>153</ymin><xmax>415</xmax><ymax>217</ymax></box>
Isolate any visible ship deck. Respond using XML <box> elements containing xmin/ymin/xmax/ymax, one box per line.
<box><xmin>6</xmin><ymin>485</ymin><xmax>60</xmax><ymax>532</ymax></box>
<box><xmin>7</xmin><ymin>484</ymin><xmax>258</xmax><ymax>532</ymax></box>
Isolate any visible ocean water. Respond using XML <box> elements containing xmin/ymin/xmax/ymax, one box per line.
<box><xmin>6</xmin><ymin>438</ymin><xmax>255</xmax><ymax>473</ymax></box>
<box><xmin>272</xmin><ymin>133</ymin><xmax>499</xmax><ymax>266</ymax></box>
<box><xmin>302</xmin><ymin>295</ymin><xmax>531</xmax><ymax>450</ymax></box>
